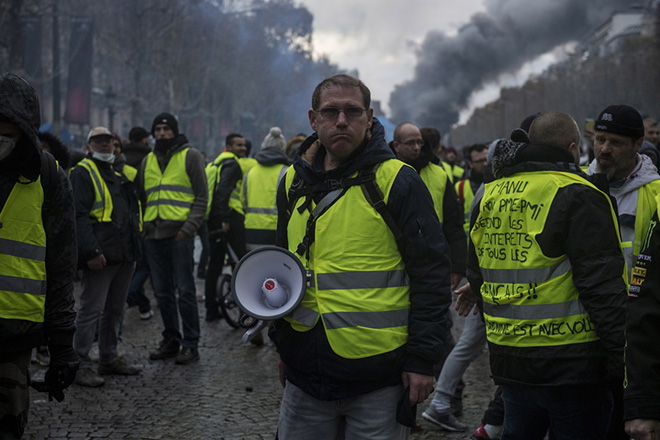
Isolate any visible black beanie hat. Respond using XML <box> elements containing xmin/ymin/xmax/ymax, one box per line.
<box><xmin>129</xmin><ymin>126</ymin><xmax>149</xmax><ymax>142</ymax></box>
<box><xmin>595</xmin><ymin>105</ymin><xmax>644</xmax><ymax>139</ymax></box>
<box><xmin>151</xmin><ymin>113</ymin><xmax>179</xmax><ymax>137</ymax></box>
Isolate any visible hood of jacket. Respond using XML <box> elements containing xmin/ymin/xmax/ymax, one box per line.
<box><xmin>0</xmin><ymin>73</ymin><xmax>42</xmax><ymax>180</ymax></box>
<box><xmin>254</xmin><ymin>146</ymin><xmax>291</xmax><ymax>167</ymax></box>
<box><xmin>292</xmin><ymin>117</ymin><xmax>394</xmax><ymax>185</ymax></box>
<box><xmin>587</xmin><ymin>153</ymin><xmax>660</xmax><ymax>196</ymax></box>
<box><xmin>490</xmin><ymin>138</ymin><xmax>580</xmax><ymax>179</ymax></box>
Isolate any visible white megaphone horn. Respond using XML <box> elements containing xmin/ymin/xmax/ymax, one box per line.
<box><xmin>231</xmin><ymin>246</ymin><xmax>307</xmax><ymax>343</ymax></box>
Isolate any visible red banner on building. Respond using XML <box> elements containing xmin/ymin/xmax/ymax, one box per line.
<box><xmin>65</xmin><ymin>17</ymin><xmax>94</xmax><ymax>124</ymax></box>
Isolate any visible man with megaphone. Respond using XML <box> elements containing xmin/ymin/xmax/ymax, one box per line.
<box><xmin>267</xmin><ymin>74</ymin><xmax>453</xmax><ymax>439</ymax></box>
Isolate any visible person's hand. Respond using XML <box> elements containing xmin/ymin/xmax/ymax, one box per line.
<box><xmin>450</xmin><ymin>273</ymin><xmax>463</xmax><ymax>290</ymax></box>
<box><xmin>277</xmin><ymin>354</ymin><xmax>286</xmax><ymax>388</ymax></box>
<box><xmin>175</xmin><ymin>230</ymin><xmax>191</xmax><ymax>242</ymax></box>
<box><xmin>87</xmin><ymin>254</ymin><xmax>106</xmax><ymax>270</ymax></box>
<box><xmin>221</xmin><ymin>222</ymin><xmax>230</xmax><ymax>232</ymax></box>
<box><xmin>43</xmin><ymin>360</ymin><xmax>79</xmax><ymax>402</ymax></box>
<box><xmin>401</xmin><ymin>371</ymin><xmax>433</xmax><ymax>405</ymax></box>
<box><xmin>454</xmin><ymin>282</ymin><xmax>478</xmax><ymax>316</ymax></box>
<box><xmin>626</xmin><ymin>419</ymin><xmax>660</xmax><ymax>440</ymax></box>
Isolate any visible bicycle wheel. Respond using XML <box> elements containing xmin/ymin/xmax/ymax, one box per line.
<box><xmin>217</xmin><ymin>274</ymin><xmax>241</xmax><ymax>328</ymax></box>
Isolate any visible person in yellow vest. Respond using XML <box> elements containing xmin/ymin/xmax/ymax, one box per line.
<box><xmin>586</xmin><ymin>105</ymin><xmax>660</xmax><ymax>282</ymax></box>
<box><xmin>69</xmin><ymin>126</ymin><xmax>142</xmax><ymax>387</ymax></box>
<box><xmin>445</xmin><ymin>147</ymin><xmax>465</xmax><ymax>181</ymax></box>
<box><xmin>468</xmin><ymin>110</ymin><xmax>627</xmax><ymax>439</ymax></box>
<box><xmin>392</xmin><ymin>122</ymin><xmax>466</xmax><ymax>288</ymax></box>
<box><xmin>242</xmin><ymin>126</ymin><xmax>290</xmax><ymax>250</ymax></box>
<box><xmin>0</xmin><ymin>72</ymin><xmax>79</xmax><ymax>438</ymax></box>
<box><xmin>110</xmin><ymin>132</ymin><xmax>138</xmax><ymax>182</ymax></box>
<box><xmin>137</xmin><ymin>113</ymin><xmax>208</xmax><ymax>365</ymax></box>
<box><xmin>422</xmin><ymin>126</ymin><xmax>456</xmax><ymax>184</ymax></box>
<box><xmin>271</xmin><ymin>74</ymin><xmax>452</xmax><ymax>439</ymax></box>
<box><xmin>455</xmin><ymin>143</ymin><xmax>488</xmax><ymax>233</ymax></box>
<box><xmin>204</xmin><ymin>133</ymin><xmax>248</xmax><ymax>322</ymax></box>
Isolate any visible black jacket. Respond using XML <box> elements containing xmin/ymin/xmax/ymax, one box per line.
<box><xmin>0</xmin><ymin>74</ymin><xmax>77</xmax><ymax>361</ymax></box>
<box><xmin>270</xmin><ymin>118</ymin><xmax>452</xmax><ymax>400</ymax></box>
<box><xmin>70</xmin><ymin>155</ymin><xmax>141</xmax><ymax>266</ymax></box>
<box><xmin>467</xmin><ymin>141</ymin><xmax>627</xmax><ymax>386</ymax></box>
<box><xmin>624</xmin><ymin>209</ymin><xmax>660</xmax><ymax>420</ymax></box>
<box><xmin>208</xmin><ymin>154</ymin><xmax>242</xmax><ymax>231</ymax></box>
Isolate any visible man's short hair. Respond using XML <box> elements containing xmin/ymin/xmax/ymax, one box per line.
<box><xmin>644</xmin><ymin>118</ymin><xmax>658</xmax><ymax>129</ymax></box>
<box><xmin>311</xmin><ymin>74</ymin><xmax>370</xmax><ymax>110</ymax></box>
<box><xmin>467</xmin><ymin>143</ymin><xmax>488</xmax><ymax>160</ymax></box>
<box><xmin>420</xmin><ymin>127</ymin><xmax>441</xmax><ymax>149</ymax></box>
<box><xmin>226</xmin><ymin>133</ymin><xmax>243</xmax><ymax>146</ymax></box>
<box><xmin>529</xmin><ymin>111</ymin><xmax>580</xmax><ymax>150</ymax></box>
<box><xmin>393</xmin><ymin>122</ymin><xmax>415</xmax><ymax>142</ymax></box>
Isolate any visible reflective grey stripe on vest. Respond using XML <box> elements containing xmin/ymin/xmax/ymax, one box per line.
<box><xmin>0</xmin><ymin>274</ymin><xmax>46</xmax><ymax>296</ymax></box>
<box><xmin>246</xmin><ymin>207</ymin><xmax>278</xmax><ymax>215</ymax></box>
<box><xmin>482</xmin><ymin>299</ymin><xmax>587</xmax><ymax>320</ymax></box>
<box><xmin>83</xmin><ymin>162</ymin><xmax>106</xmax><ymax>210</ymax></box>
<box><xmin>145</xmin><ymin>184</ymin><xmax>194</xmax><ymax>196</ymax></box>
<box><xmin>481</xmin><ymin>259</ymin><xmax>572</xmax><ymax>284</ymax></box>
<box><xmin>243</xmin><ymin>169</ymin><xmax>250</xmax><ymax>204</ymax></box>
<box><xmin>146</xmin><ymin>199</ymin><xmax>193</xmax><ymax>209</ymax></box>
<box><xmin>324</xmin><ymin>309</ymin><xmax>409</xmax><ymax>330</ymax></box>
<box><xmin>0</xmin><ymin>238</ymin><xmax>46</xmax><ymax>262</ymax></box>
<box><xmin>317</xmin><ymin>270</ymin><xmax>409</xmax><ymax>291</ymax></box>
<box><xmin>289</xmin><ymin>304</ymin><xmax>318</xmax><ymax>327</ymax></box>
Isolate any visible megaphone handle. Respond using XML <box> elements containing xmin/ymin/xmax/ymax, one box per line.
<box><xmin>242</xmin><ymin>320</ymin><xmax>267</xmax><ymax>343</ymax></box>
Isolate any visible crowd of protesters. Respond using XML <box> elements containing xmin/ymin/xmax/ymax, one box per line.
<box><xmin>2</xmin><ymin>70</ymin><xmax>660</xmax><ymax>440</ymax></box>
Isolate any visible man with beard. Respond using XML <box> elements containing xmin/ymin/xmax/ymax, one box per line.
<box><xmin>587</xmin><ymin>105</ymin><xmax>660</xmax><ymax>282</ymax></box>
<box><xmin>455</xmin><ymin>144</ymin><xmax>488</xmax><ymax>233</ymax></box>
<box><xmin>271</xmin><ymin>75</ymin><xmax>452</xmax><ymax>439</ymax></box>
<box><xmin>137</xmin><ymin>113</ymin><xmax>208</xmax><ymax>365</ymax></box>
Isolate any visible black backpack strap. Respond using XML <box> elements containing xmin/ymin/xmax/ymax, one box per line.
<box><xmin>40</xmin><ymin>151</ymin><xmax>59</xmax><ymax>209</ymax></box>
<box><xmin>359</xmin><ymin>163</ymin><xmax>404</xmax><ymax>246</ymax></box>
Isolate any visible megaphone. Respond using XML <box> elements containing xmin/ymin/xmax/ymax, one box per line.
<box><xmin>231</xmin><ymin>246</ymin><xmax>307</xmax><ymax>343</ymax></box>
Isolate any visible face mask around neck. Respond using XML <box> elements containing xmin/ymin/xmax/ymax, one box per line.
<box><xmin>92</xmin><ymin>151</ymin><xmax>116</xmax><ymax>163</ymax></box>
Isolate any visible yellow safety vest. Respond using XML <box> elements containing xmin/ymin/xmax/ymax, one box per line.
<box><xmin>450</xmin><ymin>163</ymin><xmax>464</xmax><ymax>181</ymax></box>
<box><xmin>631</xmin><ymin>181</ymin><xmax>660</xmax><ymax>268</ymax></box>
<box><xmin>419</xmin><ymin>163</ymin><xmax>447</xmax><ymax>223</ymax></box>
<box><xmin>0</xmin><ymin>177</ymin><xmax>47</xmax><ymax>322</ymax></box>
<box><xmin>243</xmin><ymin>163</ymin><xmax>288</xmax><ymax>237</ymax></box>
<box><xmin>239</xmin><ymin>157</ymin><xmax>258</xmax><ymax>173</ymax></box>
<box><xmin>76</xmin><ymin>158</ymin><xmax>114</xmax><ymax>223</ymax></box>
<box><xmin>441</xmin><ymin>161</ymin><xmax>454</xmax><ymax>184</ymax></box>
<box><xmin>284</xmin><ymin>159</ymin><xmax>410</xmax><ymax>359</ymax></box>
<box><xmin>143</xmin><ymin>148</ymin><xmax>194</xmax><ymax>222</ymax></box>
<box><xmin>206</xmin><ymin>151</ymin><xmax>244</xmax><ymax>217</ymax></box>
<box><xmin>121</xmin><ymin>164</ymin><xmax>138</xmax><ymax>182</ymax></box>
<box><xmin>471</xmin><ymin>171</ymin><xmax>624</xmax><ymax>348</ymax></box>
<box><xmin>455</xmin><ymin>179</ymin><xmax>475</xmax><ymax>233</ymax></box>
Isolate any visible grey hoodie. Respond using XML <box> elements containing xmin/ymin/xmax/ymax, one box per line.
<box><xmin>587</xmin><ymin>153</ymin><xmax>660</xmax><ymax>278</ymax></box>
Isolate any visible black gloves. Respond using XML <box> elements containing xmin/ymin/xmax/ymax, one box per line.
<box><xmin>32</xmin><ymin>344</ymin><xmax>79</xmax><ymax>402</ymax></box>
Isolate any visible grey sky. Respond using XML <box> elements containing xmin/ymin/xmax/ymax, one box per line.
<box><xmin>298</xmin><ymin>0</ymin><xmax>486</xmax><ymax>115</ymax></box>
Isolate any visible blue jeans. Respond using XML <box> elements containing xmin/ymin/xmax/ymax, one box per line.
<box><xmin>430</xmin><ymin>310</ymin><xmax>486</xmax><ymax>412</ymax></box>
<box><xmin>144</xmin><ymin>237</ymin><xmax>200</xmax><ymax>348</ymax></box>
<box><xmin>501</xmin><ymin>384</ymin><xmax>613</xmax><ymax>440</ymax></box>
<box><xmin>278</xmin><ymin>381</ymin><xmax>409</xmax><ymax>440</ymax></box>
<box><xmin>126</xmin><ymin>254</ymin><xmax>151</xmax><ymax>313</ymax></box>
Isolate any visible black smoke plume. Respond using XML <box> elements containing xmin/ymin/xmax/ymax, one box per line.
<box><xmin>389</xmin><ymin>0</ymin><xmax>632</xmax><ymax>133</ymax></box>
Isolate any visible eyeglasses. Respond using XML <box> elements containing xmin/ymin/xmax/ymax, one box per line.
<box><xmin>401</xmin><ymin>139</ymin><xmax>425</xmax><ymax>147</ymax></box>
<box><xmin>316</xmin><ymin>107</ymin><xmax>367</xmax><ymax>121</ymax></box>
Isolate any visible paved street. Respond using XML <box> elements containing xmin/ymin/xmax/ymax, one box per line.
<box><xmin>25</xmin><ymin>274</ymin><xmax>496</xmax><ymax>440</ymax></box>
